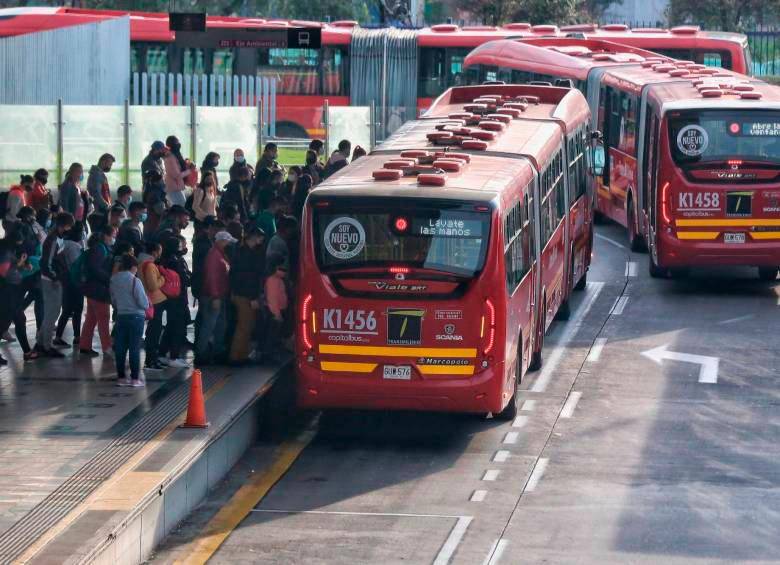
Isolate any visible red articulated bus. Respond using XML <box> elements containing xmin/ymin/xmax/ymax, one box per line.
<box><xmin>296</xmin><ymin>84</ymin><xmax>594</xmax><ymax>418</ymax></box>
<box><xmin>465</xmin><ymin>38</ymin><xmax>780</xmax><ymax>279</ymax></box>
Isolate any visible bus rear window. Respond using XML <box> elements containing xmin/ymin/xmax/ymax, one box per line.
<box><xmin>669</xmin><ymin>110</ymin><xmax>780</xmax><ymax>166</ymax></box>
<box><xmin>313</xmin><ymin>202</ymin><xmax>491</xmax><ymax>278</ymax></box>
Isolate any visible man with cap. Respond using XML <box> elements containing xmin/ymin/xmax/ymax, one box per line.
<box><xmin>141</xmin><ymin>141</ymin><xmax>167</xmax><ymax>193</ymax></box>
<box><xmin>195</xmin><ymin>230</ymin><xmax>236</xmax><ymax>366</ymax></box>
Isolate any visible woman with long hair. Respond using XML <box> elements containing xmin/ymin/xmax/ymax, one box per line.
<box><xmin>163</xmin><ymin>135</ymin><xmax>191</xmax><ymax>207</ymax></box>
<box><xmin>191</xmin><ymin>171</ymin><xmax>218</xmax><ymax>225</ymax></box>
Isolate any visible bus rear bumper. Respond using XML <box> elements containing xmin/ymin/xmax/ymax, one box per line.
<box><xmin>296</xmin><ymin>360</ymin><xmax>505</xmax><ymax>414</ymax></box>
<box><xmin>659</xmin><ymin>231</ymin><xmax>780</xmax><ymax>268</ymax></box>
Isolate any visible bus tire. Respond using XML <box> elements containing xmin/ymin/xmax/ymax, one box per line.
<box><xmin>593</xmin><ymin>211</ymin><xmax>606</xmax><ymax>225</ymax></box>
<box><xmin>627</xmin><ymin>197</ymin><xmax>645</xmax><ymax>252</ymax></box>
<box><xmin>495</xmin><ymin>353</ymin><xmax>520</xmax><ymax>421</ymax></box>
<box><xmin>758</xmin><ymin>267</ymin><xmax>779</xmax><ymax>281</ymax></box>
<box><xmin>669</xmin><ymin>267</ymin><xmax>688</xmax><ymax>279</ymax></box>
<box><xmin>528</xmin><ymin>307</ymin><xmax>545</xmax><ymax>371</ymax></box>
<box><xmin>648</xmin><ymin>255</ymin><xmax>667</xmax><ymax>279</ymax></box>
<box><xmin>276</xmin><ymin>121</ymin><xmax>309</xmax><ymax>139</ymax></box>
<box><xmin>556</xmin><ymin>297</ymin><xmax>571</xmax><ymax>321</ymax></box>
<box><xmin>574</xmin><ymin>270</ymin><xmax>588</xmax><ymax>291</ymax></box>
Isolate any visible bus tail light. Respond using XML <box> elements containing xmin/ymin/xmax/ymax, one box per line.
<box><xmin>301</xmin><ymin>294</ymin><xmax>314</xmax><ymax>351</ymax></box>
<box><xmin>481</xmin><ymin>298</ymin><xmax>496</xmax><ymax>355</ymax></box>
<box><xmin>661</xmin><ymin>182</ymin><xmax>672</xmax><ymax>225</ymax></box>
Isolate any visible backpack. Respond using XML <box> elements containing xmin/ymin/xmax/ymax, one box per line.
<box><xmin>158</xmin><ymin>265</ymin><xmax>181</xmax><ymax>298</ymax></box>
<box><xmin>69</xmin><ymin>250</ymin><xmax>88</xmax><ymax>287</ymax></box>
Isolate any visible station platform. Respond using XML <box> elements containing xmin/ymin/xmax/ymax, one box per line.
<box><xmin>0</xmin><ymin>333</ymin><xmax>288</xmax><ymax>564</ymax></box>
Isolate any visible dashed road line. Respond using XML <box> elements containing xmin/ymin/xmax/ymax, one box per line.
<box><xmin>595</xmin><ymin>233</ymin><xmax>627</xmax><ymax>250</ymax></box>
<box><xmin>493</xmin><ymin>450</ymin><xmax>510</xmax><ymax>463</ymax></box>
<box><xmin>470</xmin><ymin>490</ymin><xmax>487</xmax><ymax>502</ymax></box>
<box><xmin>433</xmin><ymin>516</ymin><xmax>473</xmax><ymax>565</ymax></box>
<box><xmin>586</xmin><ymin>337</ymin><xmax>607</xmax><ymax>362</ymax></box>
<box><xmin>717</xmin><ymin>314</ymin><xmax>754</xmax><ymax>325</ymax></box>
<box><xmin>560</xmin><ymin>391</ymin><xmax>582</xmax><ymax>419</ymax></box>
<box><xmin>503</xmin><ymin>432</ymin><xmax>519</xmax><ymax>444</ymax></box>
<box><xmin>531</xmin><ymin>282</ymin><xmax>605</xmax><ymax>393</ymax></box>
<box><xmin>482</xmin><ymin>539</ymin><xmax>509</xmax><ymax>565</ymax></box>
<box><xmin>482</xmin><ymin>470</ymin><xmax>500</xmax><ymax>481</ymax></box>
<box><xmin>525</xmin><ymin>458</ymin><xmax>549</xmax><ymax>492</ymax></box>
<box><xmin>611</xmin><ymin>296</ymin><xmax>629</xmax><ymax>315</ymax></box>
<box><xmin>520</xmin><ymin>400</ymin><xmax>536</xmax><ymax>412</ymax></box>
<box><xmin>625</xmin><ymin>261</ymin><xmax>638</xmax><ymax>277</ymax></box>
<box><xmin>511</xmin><ymin>415</ymin><xmax>528</xmax><ymax>428</ymax></box>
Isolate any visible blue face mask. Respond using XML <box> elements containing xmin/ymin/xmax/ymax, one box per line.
<box><xmin>79</xmin><ymin>174</ymin><xmax>84</xmax><ymax>183</ymax></box>
<box><xmin>236</xmin><ymin>156</ymin><xmax>245</xmax><ymax>164</ymax></box>
<box><xmin>140</xmin><ymin>212</ymin><xmax>148</xmax><ymax>223</ymax></box>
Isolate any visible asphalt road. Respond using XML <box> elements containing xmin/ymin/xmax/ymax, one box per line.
<box><xmin>153</xmin><ymin>222</ymin><xmax>780</xmax><ymax>565</ymax></box>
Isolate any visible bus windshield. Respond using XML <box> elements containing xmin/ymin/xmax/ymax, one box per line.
<box><xmin>313</xmin><ymin>200</ymin><xmax>491</xmax><ymax>278</ymax></box>
<box><xmin>669</xmin><ymin>110</ymin><xmax>780</xmax><ymax>166</ymax></box>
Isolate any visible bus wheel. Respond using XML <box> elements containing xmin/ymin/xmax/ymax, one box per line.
<box><xmin>574</xmin><ymin>270</ymin><xmax>588</xmax><ymax>291</ymax></box>
<box><xmin>627</xmin><ymin>200</ymin><xmax>645</xmax><ymax>252</ymax></box>
<box><xmin>495</xmin><ymin>354</ymin><xmax>520</xmax><ymax>421</ymax></box>
<box><xmin>648</xmin><ymin>255</ymin><xmax>667</xmax><ymax>279</ymax></box>
<box><xmin>669</xmin><ymin>267</ymin><xmax>688</xmax><ymax>279</ymax></box>
<box><xmin>556</xmin><ymin>297</ymin><xmax>571</xmax><ymax>321</ymax></box>
<box><xmin>275</xmin><ymin>121</ymin><xmax>309</xmax><ymax>139</ymax></box>
<box><xmin>528</xmin><ymin>309</ymin><xmax>545</xmax><ymax>371</ymax></box>
<box><xmin>593</xmin><ymin>211</ymin><xmax>606</xmax><ymax>225</ymax></box>
<box><xmin>758</xmin><ymin>267</ymin><xmax>779</xmax><ymax>281</ymax></box>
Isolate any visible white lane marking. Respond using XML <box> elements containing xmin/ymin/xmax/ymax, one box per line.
<box><xmin>625</xmin><ymin>261</ymin><xmax>637</xmax><ymax>277</ymax></box>
<box><xmin>520</xmin><ymin>400</ymin><xmax>536</xmax><ymax>412</ymax></box>
<box><xmin>433</xmin><ymin>516</ymin><xmax>474</xmax><ymax>565</ymax></box>
<box><xmin>611</xmin><ymin>296</ymin><xmax>629</xmax><ymax>315</ymax></box>
<box><xmin>641</xmin><ymin>344</ymin><xmax>719</xmax><ymax>384</ymax></box>
<box><xmin>596</xmin><ymin>233</ymin><xmax>627</xmax><ymax>250</ymax></box>
<box><xmin>493</xmin><ymin>450</ymin><xmax>511</xmax><ymax>463</ymax></box>
<box><xmin>482</xmin><ymin>539</ymin><xmax>509</xmax><ymax>565</ymax></box>
<box><xmin>587</xmin><ymin>337</ymin><xmax>608</xmax><ymax>362</ymax></box>
<box><xmin>512</xmin><ymin>415</ymin><xmax>528</xmax><ymax>428</ymax></box>
<box><xmin>560</xmin><ymin>391</ymin><xmax>582</xmax><ymax>419</ymax></box>
<box><xmin>525</xmin><ymin>458</ymin><xmax>549</xmax><ymax>492</ymax></box>
<box><xmin>531</xmin><ymin>282</ymin><xmax>605</xmax><ymax>393</ymax></box>
<box><xmin>503</xmin><ymin>432</ymin><xmax>519</xmax><ymax>444</ymax></box>
<box><xmin>482</xmin><ymin>470</ymin><xmax>500</xmax><ymax>481</ymax></box>
<box><xmin>716</xmin><ymin>314</ymin><xmax>754</xmax><ymax>325</ymax></box>
<box><xmin>470</xmin><ymin>490</ymin><xmax>487</xmax><ymax>502</ymax></box>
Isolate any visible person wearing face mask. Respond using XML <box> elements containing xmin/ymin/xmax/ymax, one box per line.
<box><xmin>11</xmin><ymin>206</ymin><xmax>39</xmax><ymax>257</ymax></box>
<box><xmin>159</xmin><ymin>235</ymin><xmax>191</xmax><ymax>368</ymax></box>
<box><xmin>35</xmin><ymin>212</ymin><xmax>74</xmax><ymax>357</ymax></box>
<box><xmin>302</xmin><ymin>149</ymin><xmax>322</xmax><ymax>186</ymax></box>
<box><xmin>200</xmin><ymin>152</ymin><xmax>221</xmax><ymax>190</ymax></box>
<box><xmin>78</xmin><ymin>225</ymin><xmax>116</xmax><ymax>357</ymax></box>
<box><xmin>3</xmin><ymin>175</ymin><xmax>33</xmax><ymax>233</ymax></box>
<box><xmin>163</xmin><ymin>135</ymin><xmax>193</xmax><ymax>207</ymax></box>
<box><xmin>142</xmin><ymin>168</ymin><xmax>167</xmax><ymax>238</ymax></box>
<box><xmin>281</xmin><ymin>166</ymin><xmax>301</xmax><ymax>202</ymax></box>
<box><xmin>58</xmin><ymin>163</ymin><xmax>86</xmax><ymax>222</ymax></box>
<box><xmin>192</xmin><ymin>172</ymin><xmax>218</xmax><ymax>225</ymax></box>
<box><xmin>87</xmin><ymin>153</ymin><xmax>115</xmax><ymax>217</ymax></box>
<box><xmin>54</xmin><ymin>221</ymin><xmax>85</xmax><ymax>348</ymax></box>
<box><xmin>141</xmin><ymin>141</ymin><xmax>167</xmax><ymax>194</ymax></box>
<box><xmin>115</xmin><ymin>185</ymin><xmax>133</xmax><ymax>213</ymax></box>
<box><xmin>252</xmin><ymin>142</ymin><xmax>285</xmax><ymax>197</ymax></box>
<box><xmin>30</xmin><ymin>169</ymin><xmax>52</xmax><ymax>212</ymax></box>
<box><xmin>221</xmin><ymin>166</ymin><xmax>253</xmax><ymax>224</ymax></box>
<box><xmin>229</xmin><ymin>148</ymin><xmax>253</xmax><ymax>182</ymax></box>
<box><xmin>117</xmin><ymin>201</ymin><xmax>147</xmax><ymax>256</ymax></box>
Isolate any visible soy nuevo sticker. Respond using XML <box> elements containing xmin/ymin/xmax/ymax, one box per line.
<box><xmin>677</xmin><ymin>124</ymin><xmax>709</xmax><ymax>157</ymax></box>
<box><xmin>323</xmin><ymin>217</ymin><xmax>365</xmax><ymax>260</ymax></box>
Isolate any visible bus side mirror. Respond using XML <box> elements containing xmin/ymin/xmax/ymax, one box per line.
<box><xmin>591</xmin><ymin>144</ymin><xmax>605</xmax><ymax>177</ymax></box>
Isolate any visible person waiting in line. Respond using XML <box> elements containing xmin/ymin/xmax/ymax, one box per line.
<box><xmin>253</xmin><ymin>142</ymin><xmax>284</xmax><ymax>196</ymax></box>
<box><xmin>154</xmin><ymin>205</ymin><xmax>190</xmax><ymax>245</ymax></box>
<box><xmin>261</xmin><ymin>256</ymin><xmax>291</xmax><ymax>363</ymax></box>
<box><xmin>229</xmin><ymin>227</ymin><xmax>266</xmax><ymax>365</ymax></box>
<box><xmin>254</xmin><ymin>196</ymin><xmax>283</xmax><ymax>239</ymax></box>
<box><xmin>302</xmin><ymin>149</ymin><xmax>322</xmax><ymax>186</ymax></box>
<box><xmin>87</xmin><ymin>153</ymin><xmax>115</xmax><ymax>219</ymax></box>
<box><xmin>4</xmin><ymin>175</ymin><xmax>32</xmax><ymax>232</ymax></box>
<box><xmin>142</xmin><ymin>168</ymin><xmax>167</xmax><ymax>238</ymax></box>
<box><xmin>192</xmin><ymin>171</ymin><xmax>218</xmax><ymax>226</ymax></box>
<box><xmin>163</xmin><ymin>135</ymin><xmax>192</xmax><ymax>207</ymax></box>
<box><xmin>141</xmin><ymin>141</ymin><xmax>167</xmax><ymax>193</ymax></box>
<box><xmin>30</xmin><ymin>169</ymin><xmax>52</xmax><ymax>212</ymax></box>
<box><xmin>21</xmin><ymin>208</ymin><xmax>51</xmax><ymax>332</ymax></box>
<box><xmin>115</xmin><ymin>185</ymin><xmax>133</xmax><ymax>213</ymax></box>
<box><xmin>104</xmin><ymin>205</ymin><xmax>125</xmax><ymax>231</ymax></box>
<box><xmin>308</xmin><ymin>138</ymin><xmax>325</xmax><ymax>165</ymax></box>
<box><xmin>111</xmin><ymin>253</ymin><xmax>149</xmax><ymax>387</ymax></box>
<box><xmin>138</xmin><ymin>241</ymin><xmax>168</xmax><ymax>370</ymax></box>
<box><xmin>352</xmin><ymin>145</ymin><xmax>367</xmax><ymax>161</ymax></box>
<box><xmin>0</xmin><ymin>240</ymin><xmax>32</xmax><ymax>364</ymax></box>
<box><xmin>58</xmin><ymin>163</ymin><xmax>86</xmax><ymax>223</ymax></box>
<box><xmin>79</xmin><ymin>225</ymin><xmax>115</xmax><ymax>357</ymax></box>
<box><xmin>195</xmin><ymin>230</ymin><xmax>236</xmax><ymax>367</ymax></box>
<box><xmin>54</xmin><ymin>221</ymin><xmax>85</xmax><ymax>348</ymax></box>
<box><xmin>191</xmin><ymin>217</ymin><xmax>220</xmax><ymax>304</ymax></box>
<box><xmin>36</xmin><ymin>212</ymin><xmax>74</xmax><ymax>358</ymax></box>
<box><xmin>281</xmin><ymin>166</ymin><xmax>301</xmax><ymax>202</ymax></box>
<box><xmin>291</xmin><ymin>173</ymin><xmax>313</xmax><ymax>221</ymax></box>
<box><xmin>266</xmin><ymin>214</ymin><xmax>297</xmax><ymax>269</ymax></box>
<box><xmin>117</xmin><ymin>201</ymin><xmax>147</xmax><ymax>257</ymax></box>
<box><xmin>229</xmin><ymin>148</ymin><xmax>253</xmax><ymax>181</ymax></box>
<box><xmin>200</xmin><ymin>152</ymin><xmax>221</xmax><ymax>189</ymax></box>
<box><xmin>158</xmin><ymin>235</ymin><xmax>191</xmax><ymax>369</ymax></box>
<box><xmin>221</xmin><ymin>166</ymin><xmax>253</xmax><ymax>224</ymax></box>
<box><xmin>323</xmin><ymin>139</ymin><xmax>351</xmax><ymax>179</ymax></box>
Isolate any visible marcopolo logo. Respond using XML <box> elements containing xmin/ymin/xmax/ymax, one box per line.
<box><xmin>677</xmin><ymin>125</ymin><xmax>709</xmax><ymax>157</ymax></box>
<box><xmin>324</xmin><ymin>217</ymin><xmax>365</xmax><ymax>260</ymax></box>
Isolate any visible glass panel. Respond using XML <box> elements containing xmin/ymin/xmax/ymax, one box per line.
<box><xmin>128</xmin><ymin>106</ymin><xmax>190</xmax><ymax>192</ymax></box>
<box><xmin>196</xmin><ymin>106</ymin><xmax>258</xmax><ymax>188</ymax></box>
<box><xmin>62</xmin><ymin>106</ymin><xmax>125</xmax><ymax>194</ymax></box>
<box><xmin>0</xmin><ymin>105</ymin><xmax>57</xmax><ymax>188</ymax></box>
<box><xmin>147</xmin><ymin>44</ymin><xmax>169</xmax><ymax>74</ymax></box>
<box><xmin>184</xmin><ymin>48</ymin><xmax>206</xmax><ymax>75</ymax></box>
<box><xmin>322</xmin><ymin>47</ymin><xmax>349</xmax><ymax>96</ymax></box>
<box><xmin>259</xmin><ymin>48</ymin><xmax>320</xmax><ymax>95</ymax></box>
<box><xmin>327</xmin><ymin>106</ymin><xmax>371</xmax><ymax>159</ymax></box>
<box><xmin>213</xmin><ymin>49</ymin><xmax>234</xmax><ymax>76</ymax></box>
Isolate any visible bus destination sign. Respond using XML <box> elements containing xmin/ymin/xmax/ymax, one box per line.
<box><xmin>176</xmin><ymin>27</ymin><xmax>321</xmax><ymax>49</ymax></box>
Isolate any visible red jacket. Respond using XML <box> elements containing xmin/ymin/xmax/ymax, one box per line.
<box><xmin>202</xmin><ymin>245</ymin><xmax>230</xmax><ymax>299</ymax></box>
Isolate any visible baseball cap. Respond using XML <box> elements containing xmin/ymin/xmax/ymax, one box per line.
<box><xmin>215</xmin><ymin>231</ymin><xmax>238</xmax><ymax>244</ymax></box>
<box><xmin>151</xmin><ymin>140</ymin><xmax>166</xmax><ymax>151</ymax></box>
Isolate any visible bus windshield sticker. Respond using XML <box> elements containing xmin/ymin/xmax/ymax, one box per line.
<box><xmin>677</xmin><ymin>125</ymin><xmax>709</xmax><ymax>157</ymax></box>
<box><xmin>387</xmin><ymin>308</ymin><xmax>425</xmax><ymax>345</ymax></box>
<box><xmin>323</xmin><ymin>217</ymin><xmax>365</xmax><ymax>260</ymax></box>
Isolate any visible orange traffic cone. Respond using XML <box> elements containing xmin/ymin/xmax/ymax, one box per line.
<box><xmin>181</xmin><ymin>369</ymin><xmax>210</xmax><ymax>428</ymax></box>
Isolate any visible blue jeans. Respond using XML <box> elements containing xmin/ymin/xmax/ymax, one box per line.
<box><xmin>196</xmin><ymin>299</ymin><xmax>226</xmax><ymax>359</ymax></box>
<box><xmin>115</xmin><ymin>314</ymin><xmax>145</xmax><ymax>380</ymax></box>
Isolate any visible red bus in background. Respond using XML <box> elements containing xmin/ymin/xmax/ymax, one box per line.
<box><xmin>0</xmin><ymin>7</ymin><xmax>752</xmax><ymax>137</ymax></box>
<box><xmin>465</xmin><ymin>39</ymin><xmax>780</xmax><ymax>279</ymax></box>
<box><xmin>296</xmin><ymin>84</ymin><xmax>594</xmax><ymax>418</ymax></box>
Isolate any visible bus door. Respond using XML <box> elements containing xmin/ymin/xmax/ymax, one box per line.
<box><xmin>645</xmin><ymin>111</ymin><xmax>661</xmax><ymax>255</ymax></box>
<box><xmin>529</xmin><ymin>172</ymin><xmax>544</xmax><ymax>353</ymax></box>
<box><xmin>636</xmin><ymin>87</ymin><xmax>650</xmax><ymax>235</ymax></box>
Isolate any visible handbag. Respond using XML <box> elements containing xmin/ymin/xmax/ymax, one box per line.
<box><xmin>133</xmin><ymin>277</ymin><xmax>154</xmax><ymax>320</ymax></box>
<box><xmin>158</xmin><ymin>265</ymin><xmax>182</xmax><ymax>298</ymax></box>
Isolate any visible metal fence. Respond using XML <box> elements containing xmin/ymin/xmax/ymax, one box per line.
<box><xmin>746</xmin><ymin>29</ymin><xmax>780</xmax><ymax>76</ymax></box>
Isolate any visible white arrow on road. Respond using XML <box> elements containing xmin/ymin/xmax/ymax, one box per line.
<box><xmin>641</xmin><ymin>344</ymin><xmax>719</xmax><ymax>384</ymax></box>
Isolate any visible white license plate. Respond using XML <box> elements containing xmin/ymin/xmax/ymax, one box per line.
<box><xmin>383</xmin><ymin>365</ymin><xmax>411</xmax><ymax>380</ymax></box>
<box><xmin>724</xmin><ymin>233</ymin><xmax>746</xmax><ymax>244</ymax></box>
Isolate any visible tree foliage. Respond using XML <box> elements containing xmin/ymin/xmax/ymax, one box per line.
<box><xmin>455</xmin><ymin>0</ymin><xmax>610</xmax><ymax>26</ymax></box>
<box><xmin>667</xmin><ymin>0</ymin><xmax>777</xmax><ymax>30</ymax></box>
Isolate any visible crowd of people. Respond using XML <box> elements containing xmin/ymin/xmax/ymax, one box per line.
<box><xmin>0</xmin><ymin>136</ymin><xmax>363</xmax><ymax>387</ymax></box>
